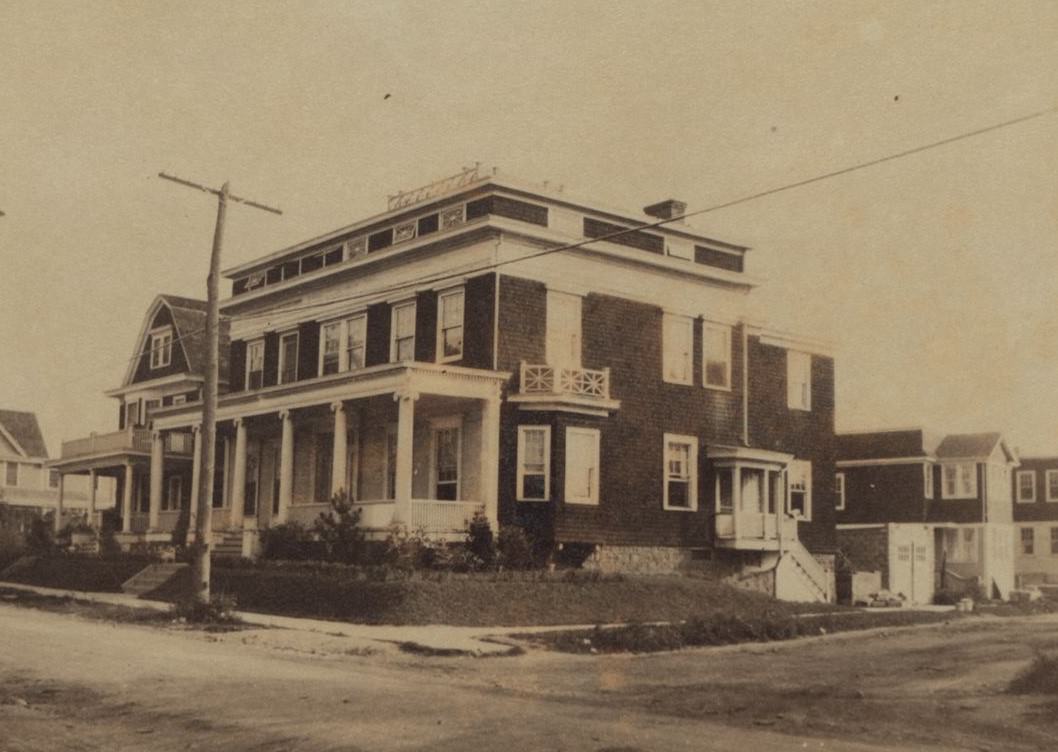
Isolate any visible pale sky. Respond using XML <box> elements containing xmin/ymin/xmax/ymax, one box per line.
<box><xmin>1</xmin><ymin>1</ymin><xmax>1056</xmax><ymax>457</ymax></box>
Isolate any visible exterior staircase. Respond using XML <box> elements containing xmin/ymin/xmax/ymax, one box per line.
<box><xmin>121</xmin><ymin>563</ymin><xmax>188</xmax><ymax>597</ymax></box>
<box><xmin>210</xmin><ymin>530</ymin><xmax>244</xmax><ymax>559</ymax></box>
<box><xmin>775</xmin><ymin>540</ymin><xmax>832</xmax><ymax>603</ymax></box>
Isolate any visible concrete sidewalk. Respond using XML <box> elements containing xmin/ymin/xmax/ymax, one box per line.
<box><xmin>0</xmin><ymin>580</ymin><xmax>602</xmax><ymax>656</ymax></box>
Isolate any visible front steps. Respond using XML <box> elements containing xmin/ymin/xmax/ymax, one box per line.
<box><xmin>121</xmin><ymin>563</ymin><xmax>188</xmax><ymax>596</ymax></box>
<box><xmin>210</xmin><ymin>530</ymin><xmax>244</xmax><ymax>559</ymax></box>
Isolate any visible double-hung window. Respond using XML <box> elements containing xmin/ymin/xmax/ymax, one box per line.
<box><xmin>390</xmin><ymin>300</ymin><xmax>416</xmax><ymax>362</ymax></box>
<box><xmin>1051</xmin><ymin>527</ymin><xmax>1058</xmax><ymax>555</ymax></box>
<box><xmin>702</xmin><ymin>323</ymin><xmax>732</xmax><ymax>390</ymax></box>
<box><xmin>437</xmin><ymin>288</ymin><xmax>465</xmax><ymax>362</ymax></box>
<box><xmin>942</xmin><ymin>463</ymin><xmax>977</xmax><ymax>499</ymax></box>
<box><xmin>835</xmin><ymin>472</ymin><xmax>846</xmax><ymax>510</ymax></box>
<box><xmin>1047</xmin><ymin>470</ymin><xmax>1058</xmax><ymax>503</ymax></box>
<box><xmin>786</xmin><ymin>350</ymin><xmax>812</xmax><ymax>410</ymax></box>
<box><xmin>278</xmin><ymin>331</ymin><xmax>299</xmax><ymax>385</ymax></box>
<box><xmin>4</xmin><ymin>462</ymin><xmax>18</xmax><ymax>487</ymax></box>
<box><xmin>321</xmin><ymin>322</ymin><xmax>341</xmax><ymax>375</ymax></box>
<box><xmin>149</xmin><ymin>328</ymin><xmax>173</xmax><ymax>369</ymax></box>
<box><xmin>165</xmin><ymin>475</ymin><xmax>183</xmax><ymax>511</ymax></box>
<box><xmin>662</xmin><ymin>314</ymin><xmax>693</xmax><ymax>385</ymax></box>
<box><xmin>432</xmin><ymin>419</ymin><xmax>461</xmax><ymax>501</ymax></box>
<box><xmin>125</xmin><ymin>401</ymin><xmax>140</xmax><ymax>428</ymax></box>
<box><xmin>346</xmin><ymin>314</ymin><xmax>367</xmax><ymax>370</ymax></box>
<box><xmin>564</xmin><ymin>427</ymin><xmax>600</xmax><ymax>505</ymax></box>
<box><xmin>663</xmin><ymin>434</ymin><xmax>698</xmax><ymax>511</ymax></box>
<box><xmin>1021</xmin><ymin>527</ymin><xmax>1035</xmax><ymax>556</ymax></box>
<box><xmin>1017</xmin><ymin>471</ymin><xmax>1037</xmax><ymax>503</ymax></box>
<box><xmin>924</xmin><ymin>463</ymin><xmax>934</xmax><ymax>499</ymax></box>
<box><xmin>787</xmin><ymin>459</ymin><xmax>812</xmax><ymax>520</ymax></box>
<box><xmin>517</xmin><ymin>426</ymin><xmax>551</xmax><ymax>501</ymax></box>
<box><xmin>246</xmin><ymin>339</ymin><xmax>265</xmax><ymax>389</ymax></box>
<box><xmin>48</xmin><ymin>469</ymin><xmax>60</xmax><ymax>489</ymax></box>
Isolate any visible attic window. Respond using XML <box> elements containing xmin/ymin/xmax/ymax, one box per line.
<box><xmin>149</xmin><ymin>328</ymin><xmax>173</xmax><ymax>369</ymax></box>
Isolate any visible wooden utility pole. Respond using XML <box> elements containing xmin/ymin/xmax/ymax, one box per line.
<box><xmin>158</xmin><ymin>172</ymin><xmax>281</xmax><ymax>604</ymax></box>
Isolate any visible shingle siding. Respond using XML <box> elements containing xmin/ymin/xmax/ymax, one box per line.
<box><xmin>1013</xmin><ymin>459</ymin><xmax>1058</xmax><ymax>521</ymax></box>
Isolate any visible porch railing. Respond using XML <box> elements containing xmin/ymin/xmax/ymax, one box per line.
<box><xmin>61</xmin><ymin>427</ymin><xmax>152</xmax><ymax>460</ymax></box>
<box><xmin>715</xmin><ymin>512</ymin><xmax>799</xmax><ymax>543</ymax></box>
<box><xmin>519</xmin><ymin>362</ymin><xmax>611</xmax><ymax>400</ymax></box>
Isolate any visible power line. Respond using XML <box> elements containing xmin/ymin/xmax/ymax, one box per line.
<box><xmin>232</xmin><ymin>103</ymin><xmax>1058</xmax><ymax>326</ymax></box>
<box><xmin>51</xmin><ymin>102</ymin><xmax>1058</xmax><ymax>388</ymax></box>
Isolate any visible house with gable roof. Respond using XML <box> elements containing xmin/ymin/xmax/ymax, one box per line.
<box><xmin>835</xmin><ymin>428</ymin><xmax>1018</xmax><ymax>602</ymax></box>
<box><xmin>0</xmin><ymin>409</ymin><xmax>110</xmax><ymax>529</ymax></box>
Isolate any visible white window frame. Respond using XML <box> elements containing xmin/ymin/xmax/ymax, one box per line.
<box><xmin>436</xmin><ymin>287</ymin><xmax>465</xmax><ymax>363</ymax></box>
<box><xmin>786</xmin><ymin>350</ymin><xmax>812</xmax><ymax>410</ymax></box>
<box><xmin>923</xmin><ymin>463</ymin><xmax>933</xmax><ymax>499</ymax></box>
<box><xmin>172</xmin><ymin>394</ymin><xmax>187</xmax><ymax>406</ymax></box>
<box><xmin>149</xmin><ymin>327</ymin><xmax>173</xmax><ymax>370</ymax></box>
<box><xmin>3</xmin><ymin>461</ymin><xmax>18</xmax><ymax>487</ymax></box>
<box><xmin>390</xmin><ymin>299</ymin><xmax>417</xmax><ymax>362</ymax></box>
<box><xmin>941</xmin><ymin>462</ymin><xmax>977</xmax><ymax>499</ymax></box>
<box><xmin>165</xmin><ymin>474</ymin><xmax>183</xmax><ymax>512</ymax></box>
<box><xmin>835</xmin><ymin>472</ymin><xmax>846</xmax><ymax>511</ymax></box>
<box><xmin>346</xmin><ymin>313</ymin><xmax>367</xmax><ymax>371</ymax></box>
<box><xmin>319</xmin><ymin>320</ymin><xmax>342</xmax><ymax>376</ymax></box>
<box><xmin>516</xmin><ymin>425</ymin><xmax>551</xmax><ymax>502</ymax></box>
<box><xmin>430</xmin><ymin>416</ymin><xmax>463</xmax><ymax>501</ymax></box>
<box><xmin>702</xmin><ymin>322</ymin><xmax>732</xmax><ymax>391</ymax></box>
<box><xmin>246</xmin><ymin>339</ymin><xmax>265</xmax><ymax>389</ymax></box>
<box><xmin>277</xmin><ymin>330</ymin><xmax>299</xmax><ymax>385</ymax></box>
<box><xmin>1016</xmin><ymin>470</ymin><xmax>1037</xmax><ymax>503</ymax></box>
<box><xmin>663</xmin><ymin>433</ymin><xmax>698</xmax><ymax>512</ymax></box>
<box><xmin>662</xmin><ymin>313</ymin><xmax>693</xmax><ymax>385</ymax></box>
<box><xmin>787</xmin><ymin>459</ymin><xmax>812</xmax><ymax>521</ymax></box>
<box><xmin>125</xmin><ymin>400</ymin><xmax>140</xmax><ymax>428</ymax></box>
<box><xmin>1047</xmin><ymin>470</ymin><xmax>1058</xmax><ymax>503</ymax></box>
<box><xmin>564</xmin><ymin>427</ymin><xmax>600</xmax><ymax>505</ymax></box>
<box><xmin>48</xmin><ymin>469</ymin><xmax>60</xmax><ymax>489</ymax></box>
<box><xmin>1020</xmin><ymin>526</ymin><xmax>1035</xmax><ymax>556</ymax></box>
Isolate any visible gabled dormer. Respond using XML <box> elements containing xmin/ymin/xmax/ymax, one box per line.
<box><xmin>106</xmin><ymin>295</ymin><xmax>229</xmax><ymax>428</ymax></box>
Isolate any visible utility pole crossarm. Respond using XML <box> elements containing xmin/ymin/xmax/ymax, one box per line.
<box><xmin>158</xmin><ymin>172</ymin><xmax>283</xmax><ymax>215</ymax></box>
<box><xmin>159</xmin><ymin>170</ymin><xmax>282</xmax><ymax>605</ymax></box>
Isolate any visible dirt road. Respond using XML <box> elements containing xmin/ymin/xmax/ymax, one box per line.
<box><xmin>1</xmin><ymin>602</ymin><xmax>1056</xmax><ymax>751</ymax></box>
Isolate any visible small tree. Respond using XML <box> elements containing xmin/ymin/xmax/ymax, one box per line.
<box><xmin>313</xmin><ymin>491</ymin><xmax>365</xmax><ymax>564</ymax></box>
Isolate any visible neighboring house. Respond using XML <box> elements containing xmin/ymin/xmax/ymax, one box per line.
<box><xmin>1011</xmin><ymin>456</ymin><xmax>1058</xmax><ymax>585</ymax></box>
<box><xmin>0</xmin><ymin>409</ymin><xmax>111</xmax><ymax>529</ymax></box>
<box><xmin>52</xmin><ymin>168</ymin><xmax>837</xmax><ymax>601</ymax></box>
<box><xmin>836</xmin><ymin>428</ymin><xmax>1018</xmax><ymax>603</ymax></box>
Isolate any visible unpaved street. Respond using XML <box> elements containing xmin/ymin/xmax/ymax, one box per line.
<box><xmin>1</xmin><ymin>603</ymin><xmax>1056</xmax><ymax>751</ymax></box>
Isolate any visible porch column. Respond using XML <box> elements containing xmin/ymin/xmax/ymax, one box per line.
<box><xmin>331</xmin><ymin>401</ymin><xmax>347</xmax><ymax>499</ymax></box>
<box><xmin>149</xmin><ymin>431</ymin><xmax>163</xmax><ymax>531</ymax></box>
<box><xmin>54</xmin><ymin>473</ymin><xmax>65</xmax><ymax>534</ymax></box>
<box><xmin>121</xmin><ymin>462</ymin><xmax>134</xmax><ymax>533</ymax></box>
<box><xmin>230</xmin><ymin>418</ymin><xmax>247</xmax><ymax>529</ymax></box>
<box><xmin>188</xmin><ymin>424</ymin><xmax>202</xmax><ymax>542</ymax></box>
<box><xmin>276</xmin><ymin>410</ymin><xmax>294</xmax><ymax>523</ymax></box>
<box><xmin>88</xmin><ymin>469</ymin><xmax>97</xmax><ymax>521</ymax></box>
<box><xmin>392</xmin><ymin>390</ymin><xmax>418</xmax><ymax>525</ymax></box>
<box><xmin>480</xmin><ymin>389</ymin><xmax>501</xmax><ymax>529</ymax></box>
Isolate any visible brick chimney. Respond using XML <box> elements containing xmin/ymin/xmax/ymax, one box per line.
<box><xmin>643</xmin><ymin>199</ymin><xmax>687</xmax><ymax>221</ymax></box>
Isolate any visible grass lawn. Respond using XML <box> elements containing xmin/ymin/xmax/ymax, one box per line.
<box><xmin>1</xmin><ymin>555</ymin><xmax>155</xmax><ymax>592</ymax></box>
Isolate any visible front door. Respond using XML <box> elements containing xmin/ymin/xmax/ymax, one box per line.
<box><xmin>244</xmin><ymin>441</ymin><xmax>260</xmax><ymax>523</ymax></box>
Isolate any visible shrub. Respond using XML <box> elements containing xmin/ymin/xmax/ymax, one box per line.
<box><xmin>25</xmin><ymin>514</ymin><xmax>55</xmax><ymax>554</ymax></box>
<box><xmin>383</xmin><ymin>525</ymin><xmax>439</xmax><ymax>571</ymax></box>
<box><xmin>260</xmin><ymin>521</ymin><xmax>323</xmax><ymax>561</ymax></box>
<box><xmin>171</xmin><ymin>592</ymin><xmax>239</xmax><ymax>624</ymax></box>
<box><xmin>497</xmin><ymin>525</ymin><xmax>538</xmax><ymax>570</ymax></box>
<box><xmin>313</xmin><ymin>492</ymin><xmax>366</xmax><ymax>564</ymax></box>
<box><xmin>464</xmin><ymin>512</ymin><xmax>495</xmax><ymax>568</ymax></box>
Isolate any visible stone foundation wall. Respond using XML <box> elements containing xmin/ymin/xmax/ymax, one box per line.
<box><xmin>583</xmin><ymin>545</ymin><xmax>693</xmax><ymax>574</ymax></box>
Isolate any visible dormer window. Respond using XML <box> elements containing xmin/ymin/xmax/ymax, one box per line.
<box><xmin>149</xmin><ymin>328</ymin><xmax>173</xmax><ymax>369</ymax></box>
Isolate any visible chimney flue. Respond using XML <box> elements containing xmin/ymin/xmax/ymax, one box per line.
<box><xmin>643</xmin><ymin>199</ymin><xmax>687</xmax><ymax>221</ymax></box>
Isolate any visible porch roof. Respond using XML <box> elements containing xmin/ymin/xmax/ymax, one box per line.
<box><xmin>151</xmin><ymin>361</ymin><xmax>510</xmax><ymax>430</ymax></box>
